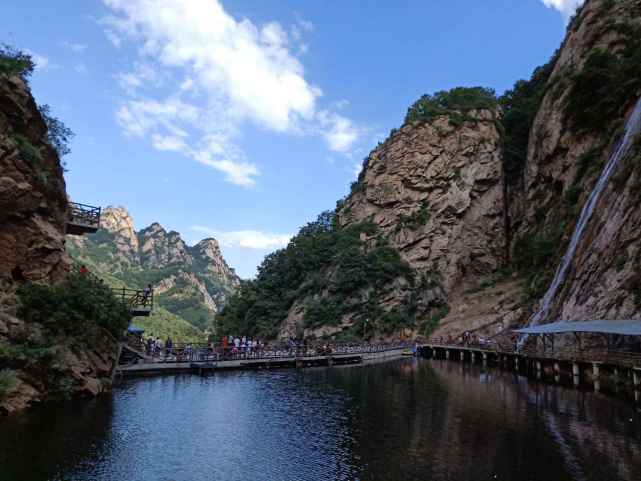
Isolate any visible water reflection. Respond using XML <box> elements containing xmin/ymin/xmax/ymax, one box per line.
<box><xmin>0</xmin><ymin>359</ymin><xmax>640</xmax><ymax>481</ymax></box>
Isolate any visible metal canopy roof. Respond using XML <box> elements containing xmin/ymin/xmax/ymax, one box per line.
<box><xmin>513</xmin><ymin>320</ymin><xmax>641</xmax><ymax>336</ymax></box>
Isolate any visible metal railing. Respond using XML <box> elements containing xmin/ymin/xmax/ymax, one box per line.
<box><xmin>137</xmin><ymin>341</ymin><xmax>409</xmax><ymax>364</ymax></box>
<box><xmin>112</xmin><ymin>287</ymin><xmax>154</xmax><ymax>313</ymax></box>
<box><xmin>68</xmin><ymin>202</ymin><xmax>101</xmax><ymax>229</ymax></box>
<box><xmin>422</xmin><ymin>339</ymin><xmax>641</xmax><ymax>367</ymax></box>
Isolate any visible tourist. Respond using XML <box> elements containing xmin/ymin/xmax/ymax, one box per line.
<box><xmin>79</xmin><ymin>265</ymin><xmax>89</xmax><ymax>277</ymax></box>
<box><xmin>166</xmin><ymin>337</ymin><xmax>173</xmax><ymax>358</ymax></box>
<box><xmin>142</xmin><ymin>284</ymin><xmax>153</xmax><ymax>306</ymax></box>
<box><xmin>222</xmin><ymin>335</ymin><xmax>228</xmax><ymax>357</ymax></box>
<box><xmin>146</xmin><ymin>336</ymin><xmax>153</xmax><ymax>356</ymax></box>
<box><xmin>155</xmin><ymin>337</ymin><xmax>164</xmax><ymax>357</ymax></box>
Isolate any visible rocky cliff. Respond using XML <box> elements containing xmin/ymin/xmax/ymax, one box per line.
<box><xmin>335</xmin><ymin>108</ymin><xmax>517</xmax><ymax>338</ymax></box>
<box><xmin>68</xmin><ymin>206</ymin><xmax>240</xmax><ymax>332</ymax></box>
<box><xmin>0</xmin><ymin>63</ymin><xmax>121</xmax><ymax>415</ymax></box>
<box><xmin>340</xmin><ymin>110</ymin><xmax>506</xmax><ymax>293</ymax></box>
<box><xmin>0</xmin><ymin>74</ymin><xmax>69</xmax><ymax>291</ymax></box>
<box><xmin>510</xmin><ymin>0</ymin><xmax>641</xmax><ymax>322</ymax></box>
<box><xmin>219</xmin><ymin>0</ymin><xmax>641</xmax><ymax>341</ymax></box>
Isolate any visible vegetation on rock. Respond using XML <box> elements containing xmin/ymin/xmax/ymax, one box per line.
<box><xmin>0</xmin><ymin>369</ymin><xmax>17</xmax><ymax>402</ymax></box>
<box><xmin>0</xmin><ymin>44</ymin><xmax>34</xmax><ymax>79</ymax></box>
<box><xmin>38</xmin><ymin>104</ymin><xmax>75</xmax><ymax>158</ymax></box>
<box><xmin>17</xmin><ymin>273</ymin><xmax>131</xmax><ymax>338</ymax></box>
<box><xmin>564</xmin><ymin>23</ymin><xmax>641</xmax><ymax>134</ymax></box>
<box><xmin>405</xmin><ymin>87</ymin><xmax>497</xmax><ymax>125</ymax></box>
<box><xmin>217</xmin><ymin>211</ymin><xmax>422</xmax><ymax>339</ymax></box>
<box><xmin>499</xmin><ymin>55</ymin><xmax>557</xmax><ymax>183</ymax></box>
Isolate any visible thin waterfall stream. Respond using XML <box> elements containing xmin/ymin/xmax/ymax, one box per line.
<box><xmin>523</xmin><ymin>97</ymin><xmax>641</xmax><ymax>335</ymax></box>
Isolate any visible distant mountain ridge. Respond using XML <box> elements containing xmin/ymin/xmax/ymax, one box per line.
<box><xmin>68</xmin><ymin>206</ymin><xmax>240</xmax><ymax>334</ymax></box>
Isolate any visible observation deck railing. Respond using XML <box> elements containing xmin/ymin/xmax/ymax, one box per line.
<box><xmin>138</xmin><ymin>341</ymin><xmax>408</xmax><ymax>364</ymax></box>
<box><xmin>112</xmin><ymin>287</ymin><xmax>153</xmax><ymax>317</ymax></box>
<box><xmin>67</xmin><ymin>202</ymin><xmax>101</xmax><ymax>235</ymax></box>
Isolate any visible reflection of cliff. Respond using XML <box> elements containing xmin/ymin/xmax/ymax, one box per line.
<box><xmin>430</xmin><ymin>361</ymin><xmax>641</xmax><ymax>481</ymax></box>
<box><xmin>0</xmin><ymin>397</ymin><xmax>115</xmax><ymax>480</ymax></box>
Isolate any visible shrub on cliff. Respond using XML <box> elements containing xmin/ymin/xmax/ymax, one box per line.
<box><xmin>38</xmin><ymin>104</ymin><xmax>75</xmax><ymax>158</ymax></box>
<box><xmin>17</xmin><ymin>273</ymin><xmax>131</xmax><ymax>338</ymax></box>
<box><xmin>0</xmin><ymin>369</ymin><xmax>17</xmax><ymax>402</ymax></box>
<box><xmin>565</xmin><ymin>24</ymin><xmax>641</xmax><ymax>134</ymax></box>
<box><xmin>0</xmin><ymin>45</ymin><xmax>34</xmax><ymax>79</ymax></box>
<box><xmin>499</xmin><ymin>54</ymin><xmax>557</xmax><ymax>183</ymax></box>
<box><xmin>405</xmin><ymin>87</ymin><xmax>497</xmax><ymax>124</ymax></box>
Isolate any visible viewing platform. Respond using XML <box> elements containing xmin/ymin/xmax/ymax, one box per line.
<box><xmin>66</xmin><ymin>202</ymin><xmax>101</xmax><ymax>235</ymax></box>
<box><xmin>112</xmin><ymin>287</ymin><xmax>153</xmax><ymax>317</ymax></box>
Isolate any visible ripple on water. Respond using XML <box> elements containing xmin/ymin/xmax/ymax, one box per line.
<box><xmin>1</xmin><ymin>359</ymin><xmax>641</xmax><ymax>481</ymax></box>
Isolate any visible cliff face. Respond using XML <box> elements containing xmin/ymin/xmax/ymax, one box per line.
<box><xmin>69</xmin><ymin>206</ymin><xmax>240</xmax><ymax>331</ymax></box>
<box><xmin>0</xmin><ymin>73</ymin><xmax>119</xmax><ymax>415</ymax></box>
<box><xmin>340</xmin><ymin>110</ymin><xmax>506</xmax><ymax>292</ymax></box>
<box><xmin>511</xmin><ymin>0</ymin><xmax>641</xmax><ymax>322</ymax></box>
<box><xmin>0</xmin><ymin>75</ymin><xmax>69</xmax><ymax>291</ymax></box>
<box><xmin>332</xmin><ymin>109</ymin><xmax>524</xmax><ymax>338</ymax></box>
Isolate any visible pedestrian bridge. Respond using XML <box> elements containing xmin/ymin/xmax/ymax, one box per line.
<box><xmin>116</xmin><ymin>342</ymin><xmax>409</xmax><ymax>377</ymax></box>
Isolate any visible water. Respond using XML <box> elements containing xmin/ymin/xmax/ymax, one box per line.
<box><xmin>525</xmin><ymin>97</ymin><xmax>641</xmax><ymax>333</ymax></box>
<box><xmin>1</xmin><ymin>359</ymin><xmax>641</xmax><ymax>481</ymax></box>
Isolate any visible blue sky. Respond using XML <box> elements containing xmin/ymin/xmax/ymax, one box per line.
<box><xmin>2</xmin><ymin>0</ymin><xmax>580</xmax><ymax>278</ymax></box>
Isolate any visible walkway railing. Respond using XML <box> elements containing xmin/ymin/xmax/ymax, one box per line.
<box><xmin>67</xmin><ymin>202</ymin><xmax>101</xmax><ymax>235</ymax></box>
<box><xmin>422</xmin><ymin>340</ymin><xmax>641</xmax><ymax>367</ymax></box>
<box><xmin>113</xmin><ymin>287</ymin><xmax>153</xmax><ymax>316</ymax></box>
<box><xmin>137</xmin><ymin>341</ymin><xmax>408</xmax><ymax>364</ymax></box>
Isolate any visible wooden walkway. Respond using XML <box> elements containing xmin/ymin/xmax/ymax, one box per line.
<box><xmin>116</xmin><ymin>344</ymin><xmax>408</xmax><ymax>378</ymax></box>
<box><xmin>418</xmin><ymin>342</ymin><xmax>641</xmax><ymax>400</ymax></box>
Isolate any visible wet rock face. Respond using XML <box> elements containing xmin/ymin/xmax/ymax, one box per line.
<box><xmin>0</xmin><ymin>74</ymin><xmax>70</xmax><ymax>289</ymax></box>
<box><xmin>340</xmin><ymin>110</ymin><xmax>506</xmax><ymax>293</ymax></box>
<box><xmin>511</xmin><ymin>0</ymin><xmax>641</xmax><ymax>321</ymax></box>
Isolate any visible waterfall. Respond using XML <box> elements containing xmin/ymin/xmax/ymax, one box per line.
<box><xmin>523</xmin><ymin>97</ymin><xmax>641</xmax><ymax>333</ymax></box>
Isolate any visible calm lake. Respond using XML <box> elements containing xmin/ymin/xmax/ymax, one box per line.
<box><xmin>1</xmin><ymin>358</ymin><xmax>641</xmax><ymax>481</ymax></box>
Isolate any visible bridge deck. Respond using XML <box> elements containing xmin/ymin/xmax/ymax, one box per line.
<box><xmin>419</xmin><ymin>343</ymin><xmax>641</xmax><ymax>369</ymax></box>
<box><xmin>117</xmin><ymin>346</ymin><xmax>407</xmax><ymax>377</ymax></box>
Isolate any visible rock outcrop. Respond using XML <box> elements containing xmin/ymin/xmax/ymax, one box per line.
<box><xmin>0</xmin><ymin>72</ymin><xmax>120</xmax><ymax>414</ymax></box>
<box><xmin>509</xmin><ymin>0</ymin><xmax>641</xmax><ymax>323</ymax></box>
<box><xmin>0</xmin><ymin>74</ymin><xmax>70</xmax><ymax>290</ymax></box>
<box><xmin>68</xmin><ymin>206</ymin><xmax>240</xmax><ymax>330</ymax></box>
<box><xmin>340</xmin><ymin>110</ymin><xmax>506</xmax><ymax>292</ymax></box>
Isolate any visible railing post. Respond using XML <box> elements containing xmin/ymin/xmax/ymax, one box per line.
<box><xmin>592</xmin><ymin>363</ymin><xmax>601</xmax><ymax>392</ymax></box>
<box><xmin>572</xmin><ymin>362</ymin><xmax>581</xmax><ymax>387</ymax></box>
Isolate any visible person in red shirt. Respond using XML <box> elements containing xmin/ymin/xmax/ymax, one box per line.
<box><xmin>79</xmin><ymin>265</ymin><xmax>89</xmax><ymax>276</ymax></box>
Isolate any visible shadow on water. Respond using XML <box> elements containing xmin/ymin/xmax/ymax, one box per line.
<box><xmin>1</xmin><ymin>359</ymin><xmax>640</xmax><ymax>481</ymax></box>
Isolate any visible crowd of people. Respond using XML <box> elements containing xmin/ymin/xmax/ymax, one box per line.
<box><xmin>221</xmin><ymin>335</ymin><xmax>267</xmax><ymax>356</ymax></box>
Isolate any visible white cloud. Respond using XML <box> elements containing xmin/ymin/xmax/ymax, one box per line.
<box><xmin>24</xmin><ymin>50</ymin><xmax>57</xmax><ymax>71</ymax></box>
<box><xmin>317</xmin><ymin>110</ymin><xmax>362</xmax><ymax>153</ymax></box>
<box><xmin>102</xmin><ymin>0</ymin><xmax>363</xmax><ymax>187</ymax></box>
<box><xmin>103</xmin><ymin>0</ymin><xmax>320</xmax><ymax>131</ymax></box>
<box><xmin>541</xmin><ymin>0</ymin><xmax>583</xmax><ymax>17</ymax></box>
<box><xmin>62</xmin><ymin>41</ymin><xmax>88</xmax><ymax>53</ymax></box>
<box><xmin>349</xmin><ymin>162</ymin><xmax>362</xmax><ymax>179</ymax></box>
<box><xmin>116</xmin><ymin>63</ymin><xmax>159</xmax><ymax>94</ymax></box>
<box><xmin>116</xmin><ymin>97</ymin><xmax>259</xmax><ymax>186</ymax></box>
<box><xmin>191</xmin><ymin>226</ymin><xmax>291</xmax><ymax>249</ymax></box>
